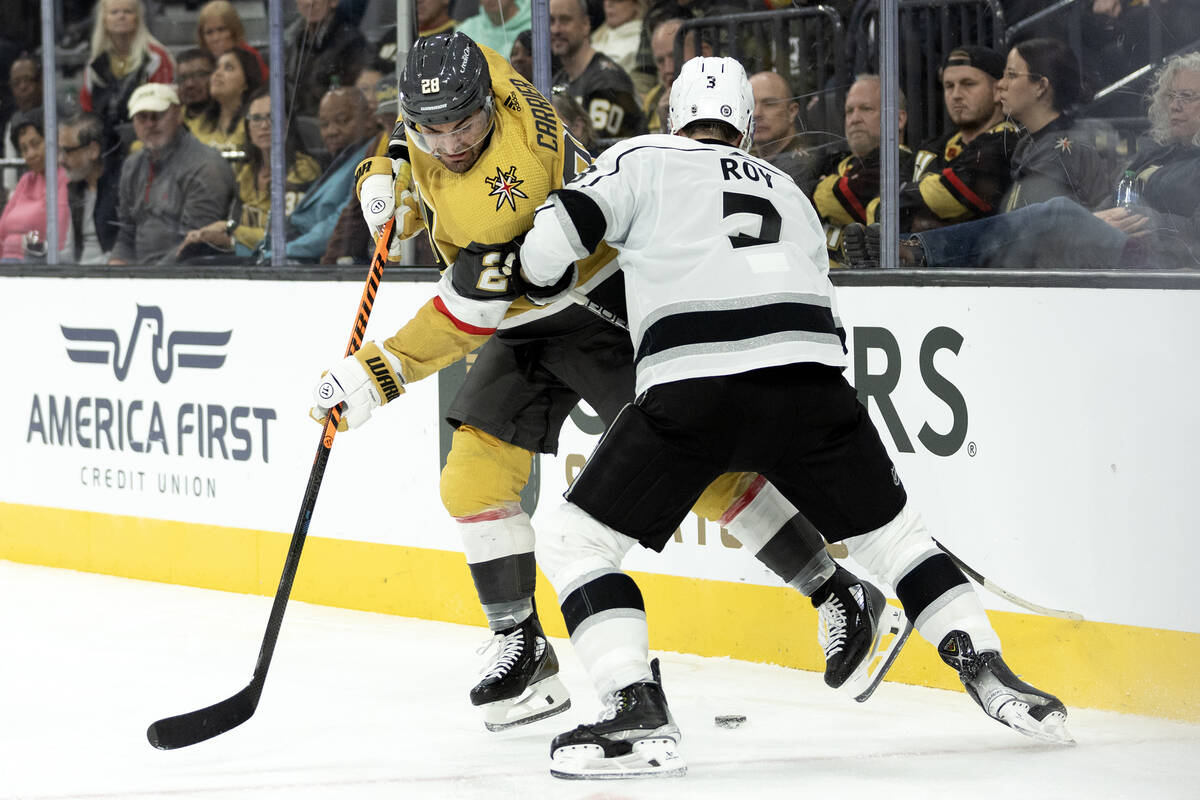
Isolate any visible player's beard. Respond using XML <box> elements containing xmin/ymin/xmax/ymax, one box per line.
<box><xmin>436</xmin><ymin>142</ymin><xmax>485</xmax><ymax>173</ymax></box>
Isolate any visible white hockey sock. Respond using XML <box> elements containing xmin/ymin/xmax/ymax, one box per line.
<box><xmin>843</xmin><ymin>502</ymin><xmax>1001</xmax><ymax>653</ymax></box>
<box><xmin>722</xmin><ymin>477</ymin><xmax>835</xmax><ymax>596</ymax></box>
<box><xmin>536</xmin><ymin>502</ymin><xmax>649</xmax><ymax>698</ymax></box>
<box><xmin>457</xmin><ymin>506</ymin><xmax>536</xmax><ymax>631</ymax></box>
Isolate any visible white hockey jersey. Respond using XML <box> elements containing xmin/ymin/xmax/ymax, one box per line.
<box><xmin>521</xmin><ymin>134</ymin><xmax>847</xmax><ymax>394</ymax></box>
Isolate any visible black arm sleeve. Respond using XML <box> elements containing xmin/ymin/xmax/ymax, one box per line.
<box><xmin>552</xmin><ymin>188</ymin><xmax>607</xmax><ymax>254</ymax></box>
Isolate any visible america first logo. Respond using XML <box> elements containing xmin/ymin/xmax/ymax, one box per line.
<box><xmin>61</xmin><ymin>304</ymin><xmax>230</xmax><ymax>383</ymax></box>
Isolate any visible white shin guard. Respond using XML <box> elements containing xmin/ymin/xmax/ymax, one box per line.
<box><xmin>536</xmin><ymin>502</ymin><xmax>651</xmax><ymax>697</ymax></box>
<box><xmin>535</xmin><ymin>502</ymin><xmax>638</xmax><ymax>596</ymax></box>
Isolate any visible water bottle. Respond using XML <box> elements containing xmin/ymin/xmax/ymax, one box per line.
<box><xmin>23</xmin><ymin>230</ymin><xmax>46</xmax><ymax>259</ymax></box>
<box><xmin>1115</xmin><ymin>170</ymin><xmax>1141</xmax><ymax>208</ymax></box>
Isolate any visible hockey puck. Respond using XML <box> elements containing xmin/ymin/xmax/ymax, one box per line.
<box><xmin>714</xmin><ymin>714</ymin><xmax>746</xmax><ymax>729</ymax></box>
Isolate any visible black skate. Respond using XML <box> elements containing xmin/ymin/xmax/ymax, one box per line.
<box><xmin>470</xmin><ymin>614</ymin><xmax>570</xmax><ymax>731</ymax></box>
<box><xmin>814</xmin><ymin>568</ymin><xmax>912</xmax><ymax>702</ymax></box>
<box><xmin>939</xmin><ymin>630</ymin><xmax>1075</xmax><ymax>745</ymax></box>
<box><xmin>550</xmin><ymin>659</ymin><xmax>685</xmax><ymax>780</ymax></box>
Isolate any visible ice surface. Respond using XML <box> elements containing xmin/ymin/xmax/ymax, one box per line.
<box><xmin>2</xmin><ymin>560</ymin><xmax>1197</xmax><ymax>800</ymax></box>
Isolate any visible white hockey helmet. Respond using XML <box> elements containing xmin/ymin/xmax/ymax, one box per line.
<box><xmin>668</xmin><ymin>56</ymin><xmax>756</xmax><ymax>151</ymax></box>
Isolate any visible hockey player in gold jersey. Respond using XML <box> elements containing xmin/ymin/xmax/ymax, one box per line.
<box><xmin>310</xmin><ymin>32</ymin><xmax>910</xmax><ymax>732</ymax></box>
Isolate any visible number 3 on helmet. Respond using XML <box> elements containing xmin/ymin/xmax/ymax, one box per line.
<box><xmin>667</xmin><ymin>56</ymin><xmax>756</xmax><ymax>152</ymax></box>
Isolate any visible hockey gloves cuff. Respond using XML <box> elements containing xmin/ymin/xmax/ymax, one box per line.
<box><xmin>463</xmin><ymin>238</ymin><xmax>577</xmax><ymax>307</ymax></box>
<box><xmin>356</xmin><ymin>156</ymin><xmax>423</xmax><ymax>260</ymax></box>
<box><xmin>311</xmin><ymin>342</ymin><xmax>406</xmax><ymax>431</ymax></box>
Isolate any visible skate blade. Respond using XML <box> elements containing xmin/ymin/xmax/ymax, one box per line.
<box><xmin>997</xmin><ymin>703</ymin><xmax>1076</xmax><ymax>746</ymax></box>
<box><xmin>482</xmin><ymin>674</ymin><xmax>571</xmax><ymax>732</ymax></box>
<box><xmin>550</xmin><ymin>738</ymin><xmax>687</xmax><ymax>780</ymax></box>
<box><xmin>844</xmin><ymin>605</ymin><xmax>914</xmax><ymax>703</ymax></box>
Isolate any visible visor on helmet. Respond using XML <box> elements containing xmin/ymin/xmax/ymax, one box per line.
<box><xmin>405</xmin><ymin>97</ymin><xmax>495</xmax><ymax>157</ymax></box>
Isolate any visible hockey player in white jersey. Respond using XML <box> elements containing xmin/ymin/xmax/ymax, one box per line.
<box><xmin>512</xmin><ymin>56</ymin><xmax>1073</xmax><ymax>778</ymax></box>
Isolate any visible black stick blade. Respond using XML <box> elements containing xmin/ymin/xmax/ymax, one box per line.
<box><xmin>147</xmin><ymin>682</ymin><xmax>261</xmax><ymax>750</ymax></box>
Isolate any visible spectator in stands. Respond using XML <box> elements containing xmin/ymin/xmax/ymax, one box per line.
<box><xmin>109</xmin><ymin>83</ymin><xmax>234</xmax><ymax>265</ymax></box>
<box><xmin>3</xmin><ymin>54</ymin><xmax>41</xmax><ymax>198</ymax></box>
<box><xmin>418</xmin><ymin>0</ymin><xmax>458</xmax><ymax>37</ymax></box>
<box><xmin>592</xmin><ymin>0</ymin><xmax>652</xmax><ymax>97</ymax></box>
<box><xmin>749</xmin><ymin>70</ymin><xmax>820</xmax><ymax>189</ymax></box>
<box><xmin>283</xmin><ymin>0</ymin><xmax>368</xmax><ymax>118</ymax></box>
<box><xmin>632</xmin><ymin>0</ymin><xmax>744</xmax><ymax>94</ymax></box>
<box><xmin>508</xmin><ymin>29</ymin><xmax>563</xmax><ymax>83</ymax></box>
<box><xmin>373</xmin><ymin>0</ymin><xmax>457</xmax><ymax>77</ymax></box>
<box><xmin>196</xmin><ymin>0</ymin><xmax>268</xmax><ymax>81</ymax></box>
<box><xmin>59</xmin><ymin>112</ymin><xmax>120</xmax><ymax>263</ymax></box>
<box><xmin>322</xmin><ymin>79</ymin><xmax>399</xmax><ymax>264</ymax></box>
<box><xmin>995</xmin><ymin>37</ymin><xmax>1110</xmax><ymax>211</ymax></box>
<box><xmin>0</xmin><ymin>110</ymin><xmax>69</xmax><ymax>262</ymax></box>
<box><xmin>189</xmin><ymin>49</ymin><xmax>263</xmax><ymax>152</ymax></box>
<box><xmin>175</xmin><ymin>48</ymin><xmax>216</xmax><ymax>126</ymax></box>
<box><xmin>550</xmin><ymin>0</ymin><xmax>646</xmax><ymax>142</ymax></box>
<box><xmin>178</xmin><ymin>88</ymin><xmax>321</xmax><ymax>259</ymax></box>
<box><xmin>552</xmin><ymin>84</ymin><xmax>598</xmax><ymax>153</ymax></box>
<box><xmin>456</xmin><ymin>0</ymin><xmax>532</xmax><ymax>58</ymax></box>
<box><xmin>900</xmin><ymin>45</ymin><xmax>1019</xmax><ymax>231</ymax></box>
<box><xmin>79</xmin><ymin>0</ymin><xmax>175</xmax><ymax>158</ymax></box>
<box><xmin>1088</xmin><ymin>0</ymin><xmax>1200</xmax><ymax>87</ymax></box>
<box><xmin>812</xmin><ymin>74</ymin><xmax>914</xmax><ymax>261</ymax></box>
<box><xmin>258</xmin><ymin>86</ymin><xmax>373</xmax><ymax>262</ymax></box>
<box><xmin>841</xmin><ymin>51</ymin><xmax>1200</xmax><ymax>270</ymax></box>
<box><xmin>642</xmin><ymin>17</ymin><xmax>708</xmax><ymax>134</ymax></box>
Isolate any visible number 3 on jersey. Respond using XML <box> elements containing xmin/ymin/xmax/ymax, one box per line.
<box><xmin>722</xmin><ymin>191</ymin><xmax>781</xmax><ymax>248</ymax></box>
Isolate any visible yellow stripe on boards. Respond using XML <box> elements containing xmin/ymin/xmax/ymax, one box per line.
<box><xmin>2</xmin><ymin>502</ymin><xmax>1197</xmax><ymax>721</ymax></box>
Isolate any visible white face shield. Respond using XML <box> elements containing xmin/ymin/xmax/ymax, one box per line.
<box><xmin>405</xmin><ymin>99</ymin><xmax>495</xmax><ymax>157</ymax></box>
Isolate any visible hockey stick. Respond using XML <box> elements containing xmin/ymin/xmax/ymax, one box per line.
<box><xmin>933</xmin><ymin>538</ymin><xmax>1084</xmax><ymax>622</ymax></box>
<box><xmin>146</xmin><ymin>219</ymin><xmax>396</xmax><ymax>750</ymax></box>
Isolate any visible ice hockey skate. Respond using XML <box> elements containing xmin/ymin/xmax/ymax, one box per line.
<box><xmin>550</xmin><ymin>659</ymin><xmax>685</xmax><ymax>780</ymax></box>
<box><xmin>470</xmin><ymin>614</ymin><xmax>570</xmax><ymax>731</ymax></box>
<box><xmin>939</xmin><ymin>630</ymin><xmax>1075</xmax><ymax>745</ymax></box>
<box><xmin>814</xmin><ymin>568</ymin><xmax>913</xmax><ymax>702</ymax></box>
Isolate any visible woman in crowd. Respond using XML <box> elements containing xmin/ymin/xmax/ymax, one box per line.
<box><xmin>195</xmin><ymin>0</ymin><xmax>268</xmax><ymax>81</ymax></box>
<box><xmin>189</xmin><ymin>48</ymin><xmax>263</xmax><ymax>152</ymax></box>
<box><xmin>0</xmin><ymin>111</ymin><xmax>69</xmax><ymax>262</ymax></box>
<box><xmin>79</xmin><ymin>0</ymin><xmax>174</xmax><ymax>155</ymax></box>
<box><xmin>996</xmin><ymin>37</ymin><xmax>1111</xmax><ymax>210</ymax></box>
<box><xmin>178</xmin><ymin>88</ymin><xmax>321</xmax><ymax>259</ymax></box>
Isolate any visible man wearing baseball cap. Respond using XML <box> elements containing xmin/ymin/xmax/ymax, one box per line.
<box><xmin>109</xmin><ymin>82</ymin><xmax>234</xmax><ymax>264</ymax></box>
<box><xmin>899</xmin><ymin>45</ymin><xmax>1019</xmax><ymax>231</ymax></box>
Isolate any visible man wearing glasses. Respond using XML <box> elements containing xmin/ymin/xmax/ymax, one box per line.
<box><xmin>59</xmin><ymin>112</ymin><xmax>121</xmax><ymax>264</ymax></box>
<box><xmin>175</xmin><ymin>48</ymin><xmax>216</xmax><ymax>127</ymax></box>
<box><xmin>108</xmin><ymin>83</ymin><xmax>234</xmax><ymax>265</ymax></box>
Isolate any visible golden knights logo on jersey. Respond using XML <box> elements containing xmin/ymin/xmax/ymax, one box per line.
<box><xmin>484</xmin><ymin>165</ymin><xmax>529</xmax><ymax>211</ymax></box>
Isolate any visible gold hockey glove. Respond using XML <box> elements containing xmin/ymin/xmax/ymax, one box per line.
<box><xmin>355</xmin><ymin>156</ymin><xmax>423</xmax><ymax>260</ymax></box>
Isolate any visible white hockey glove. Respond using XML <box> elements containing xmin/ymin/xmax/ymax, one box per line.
<box><xmin>355</xmin><ymin>156</ymin><xmax>423</xmax><ymax>260</ymax></box>
<box><xmin>310</xmin><ymin>342</ymin><xmax>405</xmax><ymax>431</ymax></box>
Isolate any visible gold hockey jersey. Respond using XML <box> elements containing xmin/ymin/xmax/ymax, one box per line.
<box><xmin>379</xmin><ymin>44</ymin><xmax>618</xmax><ymax>386</ymax></box>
